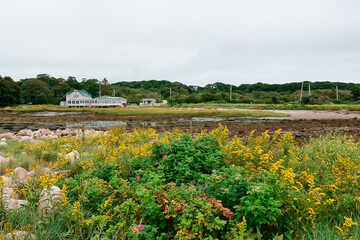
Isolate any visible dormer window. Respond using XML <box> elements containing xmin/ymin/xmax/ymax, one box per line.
<box><xmin>74</xmin><ymin>94</ymin><xmax>79</xmax><ymax>98</ymax></box>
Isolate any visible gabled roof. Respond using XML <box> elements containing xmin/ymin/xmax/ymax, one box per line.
<box><xmin>66</xmin><ymin>89</ymin><xmax>91</xmax><ymax>97</ymax></box>
<box><xmin>142</xmin><ymin>98</ymin><xmax>156</xmax><ymax>101</ymax></box>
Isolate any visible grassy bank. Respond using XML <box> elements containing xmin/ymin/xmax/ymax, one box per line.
<box><xmin>0</xmin><ymin>126</ymin><xmax>359</xmax><ymax>239</ymax></box>
<box><xmin>0</xmin><ymin>105</ymin><xmax>290</xmax><ymax>118</ymax></box>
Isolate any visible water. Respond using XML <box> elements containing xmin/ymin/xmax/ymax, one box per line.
<box><xmin>0</xmin><ymin>112</ymin><xmax>278</xmax><ymax>133</ymax></box>
<box><xmin>26</xmin><ymin>111</ymin><xmax>82</xmax><ymax>117</ymax></box>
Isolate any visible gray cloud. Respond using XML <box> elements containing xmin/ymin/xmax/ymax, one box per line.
<box><xmin>1</xmin><ymin>0</ymin><xmax>360</xmax><ymax>86</ymax></box>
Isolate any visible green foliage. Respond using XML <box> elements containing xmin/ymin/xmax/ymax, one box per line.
<box><xmin>201</xmin><ymin>166</ymin><xmax>250</xmax><ymax>209</ymax></box>
<box><xmin>136</xmin><ymin>135</ymin><xmax>226</xmax><ymax>183</ymax></box>
<box><xmin>21</xmin><ymin>79</ymin><xmax>53</xmax><ymax>104</ymax></box>
<box><xmin>0</xmin><ymin>75</ymin><xmax>21</xmax><ymax>106</ymax></box>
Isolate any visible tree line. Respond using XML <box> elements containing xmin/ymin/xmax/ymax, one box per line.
<box><xmin>1</xmin><ymin>73</ymin><xmax>360</xmax><ymax>107</ymax></box>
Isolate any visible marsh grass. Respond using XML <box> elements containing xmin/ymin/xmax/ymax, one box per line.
<box><xmin>1</xmin><ymin>104</ymin><xmax>290</xmax><ymax>117</ymax></box>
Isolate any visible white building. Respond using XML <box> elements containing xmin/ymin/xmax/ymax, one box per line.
<box><xmin>140</xmin><ymin>98</ymin><xmax>156</xmax><ymax>106</ymax></box>
<box><xmin>91</xmin><ymin>96</ymin><xmax>127</xmax><ymax>107</ymax></box>
<box><xmin>139</xmin><ymin>98</ymin><xmax>168</xmax><ymax>106</ymax></box>
<box><xmin>61</xmin><ymin>89</ymin><xmax>126</xmax><ymax>107</ymax></box>
<box><xmin>64</xmin><ymin>89</ymin><xmax>92</xmax><ymax>107</ymax></box>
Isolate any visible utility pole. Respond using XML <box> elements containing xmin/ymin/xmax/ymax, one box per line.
<box><xmin>299</xmin><ymin>81</ymin><xmax>304</xmax><ymax>103</ymax></box>
<box><xmin>336</xmin><ymin>85</ymin><xmax>339</xmax><ymax>100</ymax></box>
<box><xmin>230</xmin><ymin>85</ymin><xmax>232</xmax><ymax>101</ymax></box>
<box><xmin>99</xmin><ymin>84</ymin><xmax>101</xmax><ymax>97</ymax></box>
<box><xmin>308</xmin><ymin>84</ymin><xmax>311</xmax><ymax>96</ymax></box>
<box><xmin>112</xmin><ymin>89</ymin><xmax>115</xmax><ymax>97</ymax></box>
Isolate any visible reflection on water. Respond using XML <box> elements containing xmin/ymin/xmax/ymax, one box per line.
<box><xmin>0</xmin><ymin>122</ymin><xmax>66</xmax><ymax>133</ymax></box>
<box><xmin>27</xmin><ymin>111</ymin><xmax>82</xmax><ymax>117</ymax></box>
<box><xmin>0</xmin><ymin>116</ymin><xmax>277</xmax><ymax>133</ymax></box>
<box><xmin>66</xmin><ymin>121</ymin><xmax>127</xmax><ymax>129</ymax></box>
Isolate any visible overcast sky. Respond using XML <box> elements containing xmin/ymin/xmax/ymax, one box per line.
<box><xmin>1</xmin><ymin>0</ymin><xmax>360</xmax><ymax>86</ymax></box>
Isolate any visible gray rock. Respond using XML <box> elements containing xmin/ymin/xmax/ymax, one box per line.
<box><xmin>14</xmin><ymin>167</ymin><xmax>29</xmax><ymax>183</ymax></box>
<box><xmin>65</xmin><ymin>150</ymin><xmax>80</xmax><ymax>163</ymax></box>
<box><xmin>5</xmin><ymin>230</ymin><xmax>35</xmax><ymax>240</ymax></box>
<box><xmin>38</xmin><ymin>186</ymin><xmax>63</xmax><ymax>217</ymax></box>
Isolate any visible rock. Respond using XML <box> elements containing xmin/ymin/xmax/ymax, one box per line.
<box><xmin>0</xmin><ymin>138</ymin><xmax>6</xmax><ymax>142</ymax></box>
<box><xmin>17</xmin><ymin>129</ymin><xmax>33</xmax><ymax>137</ymax></box>
<box><xmin>69</xmin><ymin>130</ymin><xmax>77</xmax><ymax>136</ymax></box>
<box><xmin>14</xmin><ymin>167</ymin><xmax>29</xmax><ymax>183</ymax></box>
<box><xmin>39</xmin><ymin>128</ymin><xmax>52</xmax><ymax>136</ymax></box>
<box><xmin>5</xmin><ymin>230</ymin><xmax>35</xmax><ymax>240</ymax></box>
<box><xmin>28</xmin><ymin>140</ymin><xmax>44</xmax><ymax>147</ymax></box>
<box><xmin>0</xmin><ymin>133</ymin><xmax>16</xmax><ymax>140</ymax></box>
<box><xmin>60</xmin><ymin>129</ymin><xmax>70</xmax><ymax>136</ymax></box>
<box><xmin>1</xmin><ymin>176</ymin><xmax>13</xmax><ymax>188</ymax></box>
<box><xmin>19</xmin><ymin>136</ymin><xmax>32</xmax><ymax>142</ymax></box>
<box><xmin>54</xmin><ymin>170</ymin><xmax>69</xmax><ymax>176</ymax></box>
<box><xmin>40</xmin><ymin>167</ymin><xmax>52</xmax><ymax>175</ymax></box>
<box><xmin>0</xmin><ymin>142</ymin><xmax>8</xmax><ymax>147</ymax></box>
<box><xmin>2</xmin><ymin>187</ymin><xmax>19</xmax><ymax>200</ymax></box>
<box><xmin>65</xmin><ymin>150</ymin><xmax>80</xmax><ymax>163</ymax></box>
<box><xmin>27</xmin><ymin>171</ymin><xmax>36</xmax><ymax>179</ymax></box>
<box><xmin>0</xmin><ymin>156</ymin><xmax>10</xmax><ymax>165</ymax></box>
<box><xmin>38</xmin><ymin>186</ymin><xmax>63</xmax><ymax>216</ymax></box>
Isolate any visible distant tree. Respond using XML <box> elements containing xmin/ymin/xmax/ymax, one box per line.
<box><xmin>352</xmin><ymin>86</ymin><xmax>360</xmax><ymax>101</ymax></box>
<box><xmin>101</xmin><ymin>78</ymin><xmax>112</xmax><ymax>96</ymax></box>
<box><xmin>80</xmin><ymin>79</ymin><xmax>100</xmax><ymax>97</ymax></box>
<box><xmin>66</xmin><ymin>76</ymin><xmax>80</xmax><ymax>89</ymax></box>
<box><xmin>0</xmin><ymin>76</ymin><xmax>21</xmax><ymax>106</ymax></box>
<box><xmin>21</xmin><ymin>79</ymin><xmax>53</xmax><ymax>104</ymax></box>
<box><xmin>55</xmin><ymin>82</ymin><xmax>71</xmax><ymax>98</ymax></box>
<box><xmin>34</xmin><ymin>93</ymin><xmax>49</xmax><ymax>104</ymax></box>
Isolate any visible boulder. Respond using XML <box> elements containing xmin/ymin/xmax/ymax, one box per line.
<box><xmin>5</xmin><ymin>231</ymin><xmax>35</xmax><ymax>240</ymax></box>
<box><xmin>0</xmin><ymin>142</ymin><xmax>8</xmax><ymax>147</ymax></box>
<box><xmin>2</xmin><ymin>187</ymin><xmax>19</xmax><ymax>200</ymax></box>
<box><xmin>0</xmin><ymin>156</ymin><xmax>10</xmax><ymax>166</ymax></box>
<box><xmin>28</xmin><ymin>140</ymin><xmax>44</xmax><ymax>147</ymax></box>
<box><xmin>40</xmin><ymin>167</ymin><xmax>52</xmax><ymax>175</ymax></box>
<box><xmin>0</xmin><ymin>138</ymin><xmax>6</xmax><ymax>142</ymax></box>
<box><xmin>0</xmin><ymin>133</ymin><xmax>16</xmax><ymax>140</ymax></box>
<box><xmin>14</xmin><ymin>167</ymin><xmax>29</xmax><ymax>183</ymax></box>
<box><xmin>65</xmin><ymin>150</ymin><xmax>80</xmax><ymax>163</ymax></box>
<box><xmin>27</xmin><ymin>171</ymin><xmax>36</xmax><ymax>179</ymax></box>
<box><xmin>19</xmin><ymin>136</ymin><xmax>32</xmax><ymax>142</ymax></box>
<box><xmin>38</xmin><ymin>186</ymin><xmax>63</xmax><ymax>216</ymax></box>
<box><xmin>1</xmin><ymin>176</ymin><xmax>13</xmax><ymax>188</ymax></box>
<box><xmin>60</xmin><ymin>129</ymin><xmax>70</xmax><ymax>136</ymax></box>
<box><xmin>39</xmin><ymin>128</ymin><xmax>52</xmax><ymax>136</ymax></box>
<box><xmin>54</xmin><ymin>170</ymin><xmax>70</xmax><ymax>176</ymax></box>
<box><xmin>17</xmin><ymin>129</ymin><xmax>33</xmax><ymax>137</ymax></box>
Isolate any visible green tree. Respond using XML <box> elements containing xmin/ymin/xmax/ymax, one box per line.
<box><xmin>55</xmin><ymin>82</ymin><xmax>71</xmax><ymax>98</ymax></box>
<box><xmin>21</xmin><ymin>79</ymin><xmax>53</xmax><ymax>104</ymax></box>
<box><xmin>101</xmin><ymin>78</ymin><xmax>112</xmax><ymax>96</ymax></box>
<box><xmin>0</xmin><ymin>76</ymin><xmax>21</xmax><ymax>107</ymax></box>
<box><xmin>34</xmin><ymin>93</ymin><xmax>49</xmax><ymax>104</ymax></box>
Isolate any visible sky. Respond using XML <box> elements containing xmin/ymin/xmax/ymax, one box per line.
<box><xmin>1</xmin><ymin>0</ymin><xmax>360</xmax><ymax>86</ymax></box>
